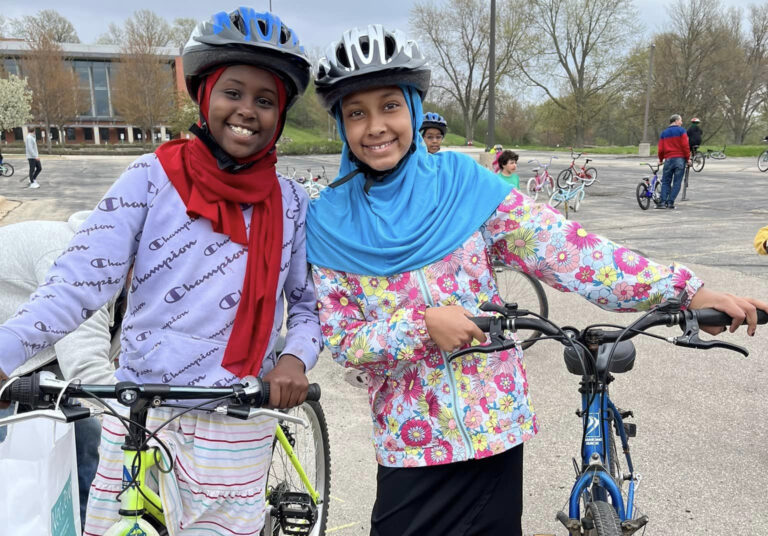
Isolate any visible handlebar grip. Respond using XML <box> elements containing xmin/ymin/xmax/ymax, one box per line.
<box><xmin>306</xmin><ymin>383</ymin><xmax>321</xmax><ymax>402</ymax></box>
<box><xmin>694</xmin><ymin>309</ymin><xmax>768</xmax><ymax>327</ymax></box>
<box><xmin>0</xmin><ymin>373</ymin><xmax>40</xmax><ymax>406</ymax></box>
<box><xmin>470</xmin><ymin>317</ymin><xmax>493</xmax><ymax>332</ymax></box>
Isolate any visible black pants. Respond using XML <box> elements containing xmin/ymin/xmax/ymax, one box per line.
<box><xmin>28</xmin><ymin>158</ymin><xmax>41</xmax><ymax>182</ymax></box>
<box><xmin>370</xmin><ymin>444</ymin><xmax>524</xmax><ymax>536</ymax></box>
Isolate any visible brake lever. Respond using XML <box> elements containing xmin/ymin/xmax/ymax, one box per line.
<box><xmin>671</xmin><ymin>312</ymin><xmax>749</xmax><ymax>357</ymax></box>
<box><xmin>447</xmin><ymin>316</ymin><xmax>519</xmax><ymax>362</ymax></box>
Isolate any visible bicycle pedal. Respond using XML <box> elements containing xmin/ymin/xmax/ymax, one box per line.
<box><xmin>624</xmin><ymin>422</ymin><xmax>637</xmax><ymax>437</ymax></box>
<box><xmin>277</xmin><ymin>492</ymin><xmax>317</xmax><ymax>536</ymax></box>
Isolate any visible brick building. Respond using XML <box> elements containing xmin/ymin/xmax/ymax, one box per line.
<box><xmin>1</xmin><ymin>39</ymin><xmax>184</xmax><ymax>145</ymax></box>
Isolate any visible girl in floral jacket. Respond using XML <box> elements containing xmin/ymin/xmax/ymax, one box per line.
<box><xmin>306</xmin><ymin>26</ymin><xmax>765</xmax><ymax>536</ymax></box>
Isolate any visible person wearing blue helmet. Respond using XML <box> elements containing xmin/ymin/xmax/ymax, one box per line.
<box><xmin>420</xmin><ymin>112</ymin><xmax>447</xmax><ymax>153</ymax></box>
<box><xmin>305</xmin><ymin>23</ymin><xmax>767</xmax><ymax>536</ymax></box>
<box><xmin>0</xmin><ymin>7</ymin><xmax>321</xmax><ymax>535</ymax></box>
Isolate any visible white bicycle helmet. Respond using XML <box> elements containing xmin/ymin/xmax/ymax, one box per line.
<box><xmin>183</xmin><ymin>8</ymin><xmax>311</xmax><ymax>108</ymax></box>
<box><xmin>315</xmin><ymin>25</ymin><xmax>431</xmax><ymax>110</ymax></box>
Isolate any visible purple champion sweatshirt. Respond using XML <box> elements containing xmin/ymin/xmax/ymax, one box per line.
<box><xmin>0</xmin><ymin>153</ymin><xmax>322</xmax><ymax>386</ymax></box>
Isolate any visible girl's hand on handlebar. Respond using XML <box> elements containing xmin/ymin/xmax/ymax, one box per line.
<box><xmin>425</xmin><ymin>305</ymin><xmax>487</xmax><ymax>353</ymax></box>
<box><xmin>689</xmin><ymin>287</ymin><xmax>768</xmax><ymax>336</ymax></box>
<box><xmin>263</xmin><ymin>354</ymin><xmax>308</xmax><ymax>409</ymax></box>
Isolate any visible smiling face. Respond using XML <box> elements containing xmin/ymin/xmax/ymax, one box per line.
<box><xmin>422</xmin><ymin>127</ymin><xmax>444</xmax><ymax>154</ymax></box>
<box><xmin>340</xmin><ymin>86</ymin><xmax>413</xmax><ymax>171</ymax></box>
<box><xmin>207</xmin><ymin>65</ymin><xmax>280</xmax><ymax>160</ymax></box>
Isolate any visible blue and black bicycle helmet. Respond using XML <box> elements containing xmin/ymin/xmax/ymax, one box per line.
<box><xmin>420</xmin><ymin>112</ymin><xmax>447</xmax><ymax>136</ymax></box>
<box><xmin>315</xmin><ymin>25</ymin><xmax>431</xmax><ymax>111</ymax></box>
<box><xmin>182</xmin><ymin>8</ymin><xmax>311</xmax><ymax>109</ymax></box>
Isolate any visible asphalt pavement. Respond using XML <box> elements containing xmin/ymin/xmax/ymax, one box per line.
<box><xmin>1</xmin><ymin>150</ymin><xmax>767</xmax><ymax>535</ymax></box>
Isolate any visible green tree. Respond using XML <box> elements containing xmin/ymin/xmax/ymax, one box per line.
<box><xmin>514</xmin><ymin>0</ymin><xmax>637</xmax><ymax>146</ymax></box>
<box><xmin>411</xmin><ymin>0</ymin><xmax>527</xmax><ymax>143</ymax></box>
<box><xmin>0</xmin><ymin>75</ymin><xmax>33</xmax><ymax>132</ymax></box>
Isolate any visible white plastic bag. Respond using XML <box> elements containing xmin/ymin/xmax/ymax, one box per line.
<box><xmin>0</xmin><ymin>411</ymin><xmax>81</xmax><ymax>536</ymax></box>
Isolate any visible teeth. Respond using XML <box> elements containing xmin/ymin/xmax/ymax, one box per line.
<box><xmin>228</xmin><ymin>124</ymin><xmax>254</xmax><ymax>136</ymax></box>
<box><xmin>368</xmin><ymin>140</ymin><xmax>394</xmax><ymax>150</ymax></box>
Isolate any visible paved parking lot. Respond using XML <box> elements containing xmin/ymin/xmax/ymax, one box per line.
<box><xmin>1</xmin><ymin>150</ymin><xmax>767</xmax><ymax>535</ymax></box>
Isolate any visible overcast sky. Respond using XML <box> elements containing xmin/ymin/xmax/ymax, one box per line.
<box><xmin>1</xmin><ymin>0</ymin><xmax>762</xmax><ymax>50</ymax></box>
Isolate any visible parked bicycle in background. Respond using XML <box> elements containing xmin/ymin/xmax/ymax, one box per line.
<box><xmin>636</xmin><ymin>163</ymin><xmax>662</xmax><ymax>210</ymax></box>
<box><xmin>557</xmin><ymin>148</ymin><xmax>598</xmax><ymax>189</ymax></box>
<box><xmin>526</xmin><ymin>156</ymin><xmax>557</xmax><ymax>201</ymax></box>
<box><xmin>758</xmin><ymin>136</ymin><xmax>768</xmax><ymax>172</ymax></box>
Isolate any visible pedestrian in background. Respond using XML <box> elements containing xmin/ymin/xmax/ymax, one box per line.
<box><xmin>657</xmin><ymin>113</ymin><xmax>690</xmax><ymax>210</ymax></box>
<box><xmin>687</xmin><ymin>117</ymin><xmax>702</xmax><ymax>153</ymax></box>
<box><xmin>25</xmin><ymin>130</ymin><xmax>41</xmax><ymax>189</ymax></box>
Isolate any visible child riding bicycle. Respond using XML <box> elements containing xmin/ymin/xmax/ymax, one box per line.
<box><xmin>0</xmin><ymin>8</ymin><xmax>321</xmax><ymax>535</ymax></box>
<box><xmin>305</xmin><ymin>24</ymin><xmax>766</xmax><ymax>536</ymax></box>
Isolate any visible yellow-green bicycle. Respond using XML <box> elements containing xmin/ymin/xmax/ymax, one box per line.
<box><xmin>0</xmin><ymin>373</ymin><xmax>330</xmax><ymax>536</ymax></box>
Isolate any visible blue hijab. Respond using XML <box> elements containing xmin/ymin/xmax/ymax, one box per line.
<box><xmin>306</xmin><ymin>86</ymin><xmax>512</xmax><ymax>276</ymax></box>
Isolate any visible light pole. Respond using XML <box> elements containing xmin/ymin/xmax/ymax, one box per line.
<box><xmin>641</xmin><ymin>43</ymin><xmax>655</xmax><ymax>146</ymax></box>
<box><xmin>487</xmin><ymin>0</ymin><xmax>496</xmax><ymax>149</ymax></box>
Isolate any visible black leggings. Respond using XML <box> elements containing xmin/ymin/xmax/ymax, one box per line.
<box><xmin>28</xmin><ymin>158</ymin><xmax>41</xmax><ymax>182</ymax></box>
<box><xmin>370</xmin><ymin>444</ymin><xmax>524</xmax><ymax>536</ymax></box>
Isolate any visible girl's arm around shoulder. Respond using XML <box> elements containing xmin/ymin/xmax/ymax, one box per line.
<box><xmin>481</xmin><ymin>189</ymin><xmax>703</xmax><ymax>312</ymax></box>
<box><xmin>0</xmin><ymin>155</ymin><xmax>154</xmax><ymax>376</ymax></box>
<box><xmin>311</xmin><ymin>265</ymin><xmax>431</xmax><ymax>377</ymax></box>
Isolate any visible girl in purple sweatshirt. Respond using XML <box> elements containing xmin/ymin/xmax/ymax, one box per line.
<box><xmin>0</xmin><ymin>9</ymin><xmax>321</xmax><ymax>535</ymax></box>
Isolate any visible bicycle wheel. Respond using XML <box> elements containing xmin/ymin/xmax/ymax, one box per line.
<box><xmin>691</xmin><ymin>152</ymin><xmax>705</xmax><ymax>172</ymax></box>
<box><xmin>582</xmin><ymin>167</ymin><xmax>597</xmax><ymax>187</ymax></box>
<box><xmin>758</xmin><ymin>150</ymin><xmax>768</xmax><ymax>172</ymax></box>
<box><xmin>556</xmin><ymin>168</ymin><xmax>572</xmax><ymax>189</ymax></box>
<box><xmin>572</xmin><ymin>189</ymin><xmax>585</xmax><ymax>212</ymax></box>
<box><xmin>711</xmin><ymin>150</ymin><xmax>726</xmax><ymax>160</ymax></box>
<box><xmin>548</xmin><ymin>189</ymin><xmax>563</xmax><ymax>208</ymax></box>
<box><xmin>1</xmin><ymin>163</ymin><xmax>14</xmax><ymax>177</ymax></box>
<box><xmin>265</xmin><ymin>401</ymin><xmax>331</xmax><ymax>536</ymax></box>
<box><xmin>652</xmin><ymin>180</ymin><xmax>661</xmax><ymax>205</ymax></box>
<box><xmin>526</xmin><ymin>177</ymin><xmax>539</xmax><ymax>201</ymax></box>
<box><xmin>584</xmin><ymin>501</ymin><xmax>622</xmax><ymax>536</ymax></box>
<box><xmin>635</xmin><ymin>183</ymin><xmax>650</xmax><ymax>210</ymax></box>
<box><xmin>492</xmin><ymin>266</ymin><xmax>548</xmax><ymax>349</ymax></box>
<box><xmin>545</xmin><ymin>174</ymin><xmax>555</xmax><ymax>197</ymax></box>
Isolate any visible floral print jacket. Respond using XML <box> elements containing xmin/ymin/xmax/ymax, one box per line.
<box><xmin>312</xmin><ymin>189</ymin><xmax>702</xmax><ymax>468</ymax></box>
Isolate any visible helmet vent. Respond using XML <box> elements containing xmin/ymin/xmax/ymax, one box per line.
<box><xmin>336</xmin><ymin>45</ymin><xmax>351</xmax><ymax>69</ymax></box>
<box><xmin>384</xmin><ymin>35</ymin><xmax>396</xmax><ymax>59</ymax></box>
<box><xmin>359</xmin><ymin>36</ymin><xmax>370</xmax><ymax>56</ymax></box>
<box><xmin>257</xmin><ymin>18</ymin><xmax>269</xmax><ymax>39</ymax></box>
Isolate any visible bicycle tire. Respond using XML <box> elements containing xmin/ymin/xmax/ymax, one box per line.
<box><xmin>652</xmin><ymin>180</ymin><xmax>661</xmax><ymax>205</ymax></box>
<box><xmin>548</xmin><ymin>189</ymin><xmax>563</xmax><ymax>208</ymax></box>
<box><xmin>545</xmin><ymin>174</ymin><xmax>555</xmax><ymax>197</ymax></box>
<box><xmin>582</xmin><ymin>167</ymin><xmax>597</xmax><ymax>187</ymax></box>
<box><xmin>556</xmin><ymin>168</ymin><xmax>572</xmax><ymax>189</ymax></box>
<box><xmin>691</xmin><ymin>152</ymin><xmax>705</xmax><ymax>172</ymax></box>
<box><xmin>584</xmin><ymin>500</ymin><xmax>622</xmax><ymax>536</ymax></box>
<box><xmin>491</xmin><ymin>266</ymin><xmax>549</xmax><ymax>349</ymax></box>
<box><xmin>526</xmin><ymin>177</ymin><xmax>539</xmax><ymax>201</ymax></box>
<box><xmin>758</xmin><ymin>150</ymin><xmax>768</xmax><ymax>172</ymax></box>
<box><xmin>265</xmin><ymin>401</ymin><xmax>331</xmax><ymax>536</ymax></box>
<box><xmin>572</xmin><ymin>189</ymin><xmax>585</xmax><ymax>212</ymax></box>
<box><xmin>1</xmin><ymin>163</ymin><xmax>14</xmax><ymax>177</ymax></box>
<box><xmin>635</xmin><ymin>183</ymin><xmax>650</xmax><ymax>210</ymax></box>
<box><xmin>711</xmin><ymin>150</ymin><xmax>726</xmax><ymax>160</ymax></box>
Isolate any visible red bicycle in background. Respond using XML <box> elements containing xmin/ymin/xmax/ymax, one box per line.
<box><xmin>556</xmin><ymin>148</ymin><xmax>598</xmax><ymax>188</ymax></box>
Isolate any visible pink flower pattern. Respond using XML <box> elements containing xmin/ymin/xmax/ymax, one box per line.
<box><xmin>312</xmin><ymin>189</ymin><xmax>702</xmax><ymax>468</ymax></box>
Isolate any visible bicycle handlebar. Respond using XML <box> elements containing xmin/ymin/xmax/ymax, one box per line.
<box><xmin>0</xmin><ymin>374</ymin><xmax>321</xmax><ymax>414</ymax></box>
<box><xmin>452</xmin><ymin>300</ymin><xmax>767</xmax><ymax>361</ymax></box>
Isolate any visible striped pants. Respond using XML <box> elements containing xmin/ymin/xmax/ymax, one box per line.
<box><xmin>84</xmin><ymin>408</ymin><xmax>276</xmax><ymax>536</ymax></box>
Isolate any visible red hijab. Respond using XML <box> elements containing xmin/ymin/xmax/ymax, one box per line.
<box><xmin>155</xmin><ymin>66</ymin><xmax>287</xmax><ymax>378</ymax></box>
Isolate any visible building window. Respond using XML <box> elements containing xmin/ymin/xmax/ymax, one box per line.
<box><xmin>99</xmin><ymin>127</ymin><xmax>110</xmax><ymax>143</ymax></box>
<box><xmin>92</xmin><ymin>64</ymin><xmax>110</xmax><ymax>117</ymax></box>
<box><xmin>66</xmin><ymin>128</ymin><xmax>76</xmax><ymax>141</ymax></box>
<box><xmin>83</xmin><ymin>128</ymin><xmax>93</xmax><ymax>141</ymax></box>
<box><xmin>3</xmin><ymin>58</ymin><xmax>20</xmax><ymax>77</ymax></box>
<box><xmin>74</xmin><ymin>61</ymin><xmax>94</xmax><ymax>117</ymax></box>
<box><xmin>13</xmin><ymin>127</ymin><xmax>23</xmax><ymax>140</ymax></box>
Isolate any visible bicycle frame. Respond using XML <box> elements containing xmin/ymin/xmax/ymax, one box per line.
<box><xmin>567</xmin><ymin>382</ymin><xmax>636</xmax><ymax>523</ymax></box>
<box><xmin>528</xmin><ymin>157</ymin><xmax>556</xmax><ymax>190</ymax></box>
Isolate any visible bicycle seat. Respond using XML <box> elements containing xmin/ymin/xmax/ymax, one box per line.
<box><xmin>563</xmin><ymin>340</ymin><xmax>636</xmax><ymax>376</ymax></box>
<box><xmin>585</xmin><ymin>159</ymin><xmax>592</xmax><ymax>164</ymax></box>
<box><xmin>532</xmin><ymin>167</ymin><xmax>539</xmax><ymax>173</ymax></box>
